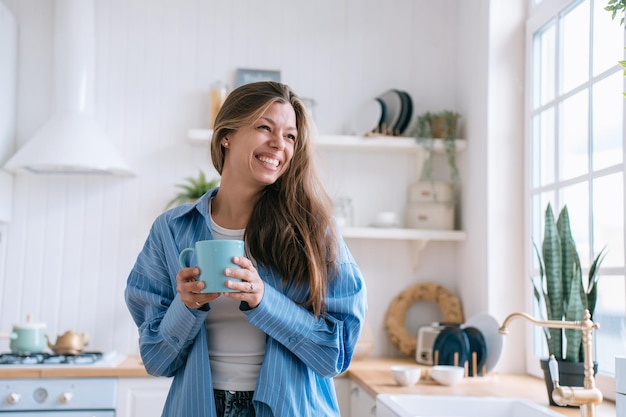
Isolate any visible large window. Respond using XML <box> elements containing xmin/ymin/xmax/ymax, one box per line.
<box><xmin>527</xmin><ymin>0</ymin><xmax>626</xmax><ymax>381</ymax></box>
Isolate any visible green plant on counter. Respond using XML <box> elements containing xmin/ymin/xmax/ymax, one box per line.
<box><xmin>531</xmin><ymin>203</ymin><xmax>606</xmax><ymax>363</ymax></box>
<box><xmin>412</xmin><ymin>110</ymin><xmax>461</xmax><ymax>204</ymax></box>
<box><xmin>165</xmin><ymin>170</ymin><xmax>220</xmax><ymax>209</ymax></box>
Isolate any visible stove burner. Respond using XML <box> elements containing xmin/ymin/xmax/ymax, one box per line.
<box><xmin>0</xmin><ymin>351</ymin><xmax>103</xmax><ymax>365</ymax></box>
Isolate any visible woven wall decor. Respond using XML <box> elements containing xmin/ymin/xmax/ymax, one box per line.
<box><xmin>385</xmin><ymin>282</ymin><xmax>464</xmax><ymax>358</ymax></box>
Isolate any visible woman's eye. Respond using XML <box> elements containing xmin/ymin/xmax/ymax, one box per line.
<box><xmin>286</xmin><ymin>134</ymin><xmax>296</xmax><ymax>141</ymax></box>
<box><xmin>258</xmin><ymin>125</ymin><xmax>271</xmax><ymax>131</ymax></box>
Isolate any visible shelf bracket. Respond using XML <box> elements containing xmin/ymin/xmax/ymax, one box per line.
<box><xmin>410</xmin><ymin>239</ymin><xmax>428</xmax><ymax>270</ymax></box>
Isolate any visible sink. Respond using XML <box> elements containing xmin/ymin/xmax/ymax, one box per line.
<box><xmin>376</xmin><ymin>394</ymin><xmax>563</xmax><ymax>417</ymax></box>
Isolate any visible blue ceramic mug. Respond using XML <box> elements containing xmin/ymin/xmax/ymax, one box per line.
<box><xmin>179</xmin><ymin>240</ymin><xmax>244</xmax><ymax>293</ymax></box>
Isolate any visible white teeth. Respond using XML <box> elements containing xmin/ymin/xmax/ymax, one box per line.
<box><xmin>258</xmin><ymin>156</ymin><xmax>279</xmax><ymax>167</ymax></box>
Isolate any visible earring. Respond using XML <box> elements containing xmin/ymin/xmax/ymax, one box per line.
<box><xmin>222</xmin><ymin>141</ymin><xmax>229</xmax><ymax>148</ymax></box>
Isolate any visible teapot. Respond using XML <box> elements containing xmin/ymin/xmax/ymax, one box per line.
<box><xmin>46</xmin><ymin>330</ymin><xmax>90</xmax><ymax>355</ymax></box>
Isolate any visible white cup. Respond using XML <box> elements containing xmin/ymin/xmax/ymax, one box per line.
<box><xmin>375</xmin><ymin>211</ymin><xmax>398</xmax><ymax>226</ymax></box>
<box><xmin>391</xmin><ymin>365</ymin><xmax>422</xmax><ymax>386</ymax></box>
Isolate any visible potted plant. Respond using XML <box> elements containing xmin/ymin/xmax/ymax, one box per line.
<box><xmin>165</xmin><ymin>170</ymin><xmax>220</xmax><ymax>209</ymax></box>
<box><xmin>412</xmin><ymin>110</ymin><xmax>461</xmax><ymax>204</ymax></box>
<box><xmin>531</xmin><ymin>203</ymin><xmax>606</xmax><ymax>405</ymax></box>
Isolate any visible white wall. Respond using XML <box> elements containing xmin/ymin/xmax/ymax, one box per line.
<box><xmin>0</xmin><ymin>0</ymin><xmax>527</xmax><ymax>371</ymax></box>
<box><xmin>454</xmin><ymin>0</ymin><xmax>527</xmax><ymax>373</ymax></box>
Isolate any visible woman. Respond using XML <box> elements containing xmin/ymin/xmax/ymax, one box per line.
<box><xmin>125</xmin><ymin>81</ymin><xmax>367</xmax><ymax>417</ymax></box>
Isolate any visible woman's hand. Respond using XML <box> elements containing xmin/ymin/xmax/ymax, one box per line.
<box><xmin>176</xmin><ymin>267</ymin><xmax>220</xmax><ymax>309</ymax></box>
<box><xmin>223</xmin><ymin>256</ymin><xmax>264</xmax><ymax>308</ymax></box>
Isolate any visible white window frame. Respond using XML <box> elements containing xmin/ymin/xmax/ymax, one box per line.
<box><xmin>525</xmin><ymin>0</ymin><xmax>624</xmax><ymax>401</ymax></box>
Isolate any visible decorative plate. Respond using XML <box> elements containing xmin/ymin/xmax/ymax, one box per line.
<box><xmin>394</xmin><ymin>90</ymin><xmax>413</xmax><ymax>135</ymax></box>
<box><xmin>432</xmin><ymin>325</ymin><xmax>469</xmax><ymax>367</ymax></box>
<box><xmin>377</xmin><ymin>90</ymin><xmax>403</xmax><ymax>135</ymax></box>
<box><xmin>351</xmin><ymin>99</ymin><xmax>383</xmax><ymax>136</ymax></box>
<box><xmin>463</xmin><ymin>326</ymin><xmax>488</xmax><ymax>376</ymax></box>
<box><xmin>463</xmin><ymin>313</ymin><xmax>503</xmax><ymax>374</ymax></box>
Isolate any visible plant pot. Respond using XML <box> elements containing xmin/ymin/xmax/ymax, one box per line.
<box><xmin>430</xmin><ymin>116</ymin><xmax>459</xmax><ymax>139</ymax></box>
<box><xmin>540</xmin><ymin>358</ymin><xmax>599</xmax><ymax>407</ymax></box>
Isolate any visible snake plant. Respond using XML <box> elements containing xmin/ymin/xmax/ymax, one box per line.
<box><xmin>531</xmin><ymin>203</ymin><xmax>606</xmax><ymax>363</ymax></box>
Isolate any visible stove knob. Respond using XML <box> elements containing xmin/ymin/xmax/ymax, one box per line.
<box><xmin>60</xmin><ymin>391</ymin><xmax>74</xmax><ymax>404</ymax></box>
<box><xmin>7</xmin><ymin>392</ymin><xmax>21</xmax><ymax>404</ymax></box>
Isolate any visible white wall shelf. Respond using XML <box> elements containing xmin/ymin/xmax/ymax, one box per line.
<box><xmin>187</xmin><ymin>129</ymin><xmax>466</xmax><ymax>154</ymax></box>
<box><xmin>316</xmin><ymin>134</ymin><xmax>466</xmax><ymax>153</ymax></box>
<box><xmin>341</xmin><ymin>226</ymin><xmax>465</xmax><ymax>241</ymax></box>
<box><xmin>341</xmin><ymin>226</ymin><xmax>466</xmax><ymax>268</ymax></box>
<box><xmin>188</xmin><ymin>128</ymin><xmax>213</xmax><ymax>145</ymax></box>
<box><xmin>186</xmin><ymin>128</ymin><xmax>467</xmax><ymax>256</ymax></box>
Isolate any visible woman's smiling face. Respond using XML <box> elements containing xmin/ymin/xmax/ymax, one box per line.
<box><xmin>222</xmin><ymin>101</ymin><xmax>297</xmax><ymax>190</ymax></box>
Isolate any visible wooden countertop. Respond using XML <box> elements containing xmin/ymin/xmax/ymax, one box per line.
<box><xmin>345</xmin><ymin>357</ymin><xmax>616</xmax><ymax>417</ymax></box>
<box><xmin>0</xmin><ymin>355</ymin><xmax>616</xmax><ymax>417</ymax></box>
<box><xmin>0</xmin><ymin>355</ymin><xmax>150</xmax><ymax>379</ymax></box>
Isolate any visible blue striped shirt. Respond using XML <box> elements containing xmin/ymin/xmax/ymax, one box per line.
<box><xmin>125</xmin><ymin>188</ymin><xmax>367</xmax><ymax>416</ymax></box>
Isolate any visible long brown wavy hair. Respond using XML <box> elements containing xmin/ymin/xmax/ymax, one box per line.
<box><xmin>210</xmin><ymin>81</ymin><xmax>338</xmax><ymax>317</ymax></box>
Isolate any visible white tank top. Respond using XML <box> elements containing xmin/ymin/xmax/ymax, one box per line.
<box><xmin>207</xmin><ymin>202</ymin><xmax>266</xmax><ymax>391</ymax></box>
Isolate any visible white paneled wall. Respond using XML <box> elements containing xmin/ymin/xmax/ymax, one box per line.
<box><xmin>0</xmin><ymin>0</ymin><xmax>461</xmax><ymax>357</ymax></box>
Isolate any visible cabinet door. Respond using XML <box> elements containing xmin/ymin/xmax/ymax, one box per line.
<box><xmin>116</xmin><ymin>377</ymin><xmax>172</xmax><ymax>417</ymax></box>
<box><xmin>349</xmin><ymin>381</ymin><xmax>376</xmax><ymax>417</ymax></box>
<box><xmin>334</xmin><ymin>377</ymin><xmax>351</xmax><ymax>416</ymax></box>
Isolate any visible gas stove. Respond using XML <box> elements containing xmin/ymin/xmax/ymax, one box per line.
<box><xmin>0</xmin><ymin>351</ymin><xmax>103</xmax><ymax>366</ymax></box>
<box><xmin>0</xmin><ymin>377</ymin><xmax>117</xmax><ymax>415</ymax></box>
<box><xmin>0</xmin><ymin>351</ymin><xmax>123</xmax><ymax>415</ymax></box>
<box><xmin>0</xmin><ymin>351</ymin><xmax>125</xmax><ymax>368</ymax></box>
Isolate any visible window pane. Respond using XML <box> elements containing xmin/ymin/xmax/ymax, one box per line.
<box><xmin>533</xmin><ymin>109</ymin><xmax>556</xmax><ymax>187</ymax></box>
<box><xmin>593</xmin><ymin>0</ymin><xmax>625</xmax><ymax>76</ymax></box>
<box><xmin>561</xmin><ymin>0</ymin><xmax>590</xmax><ymax>93</ymax></box>
<box><xmin>594</xmin><ymin>275</ymin><xmax>626</xmax><ymax>374</ymax></box>
<box><xmin>560</xmin><ymin>89</ymin><xmax>589</xmax><ymax>180</ymax></box>
<box><xmin>532</xmin><ymin>192</ymin><xmax>556</xmax><ymax>270</ymax></box>
<box><xmin>534</xmin><ymin>23</ymin><xmax>556</xmax><ymax>108</ymax></box>
<box><xmin>532</xmin><ymin>194</ymin><xmax>543</xmax><ymax>249</ymax></box>
<box><xmin>561</xmin><ymin>182</ymin><xmax>590</xmax><ymax>265</ymax></box>
<box><xmin>529</xmin><ymin>0</ymin><xmax>626</xmax><ymax>386</ymax></box>
<box><xmin>593</xmin><ymin>71</ymin><xmax>624</xmax><ymax>170</ymax></box>
<box><xmin>593</xmin><ymin>173</ymin><xmax>624</xmax><ymax>266</ymax></box>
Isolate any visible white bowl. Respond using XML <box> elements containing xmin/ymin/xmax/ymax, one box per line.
<box><xmin>430</xmin><ymin>365</ymin><xmax>465</xmax><ymax>386</ymax></box>
<box><xmin>391</xmin><ymin>365</ymin><xmax>422</xmax><ymax>387</ymax></box>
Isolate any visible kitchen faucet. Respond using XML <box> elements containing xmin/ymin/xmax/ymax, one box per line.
<box><xmin>498</xmin><ymin>309</ymin><xmax>603</xmax><ymax>417</ymax></box>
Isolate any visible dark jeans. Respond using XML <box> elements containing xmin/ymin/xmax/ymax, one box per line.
<box><xmin>214</xmin><ymin>389</ymin><xmax>255</xmax><ymax>417</ymax></box>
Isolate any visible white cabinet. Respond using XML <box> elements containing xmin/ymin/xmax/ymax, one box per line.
<box><xmin>116</xmin><ymin>376</ymin><xmax>364</xmax><ymax>417</ymax></box>
<box><xmin>617</xmin><ymin>357</ymin><xmax>625</xmax><ymax>417</ymax></box>
<box><xmin>116</xmin><ymin>377</ymin><xmax>172</xmax><ymax>417</ymax></box>
<box><xmin>0</xmin><ymin>3</ymin><xmax>17</xmax><ymax>223</ymax></box>
<box><xmin>334</xmin><ymin>376</ymin><xmax>351</xmax><ymax>416</ymax></box>
<box><xmin>349</xmin><ymin>380</ymin><xmax>376</xmax><ymax>417</ymax></box>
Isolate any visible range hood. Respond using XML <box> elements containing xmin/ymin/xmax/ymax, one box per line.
<box><xmin>4</xmin><ymin>0</ymin><xmax>133</xmax><ymax>176</ymax></box>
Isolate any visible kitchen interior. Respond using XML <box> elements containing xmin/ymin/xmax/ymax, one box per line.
<box><xmin>0</xmin><ymin>0</ymin><xmax>621</xmax><ymax>416</ymax></box>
